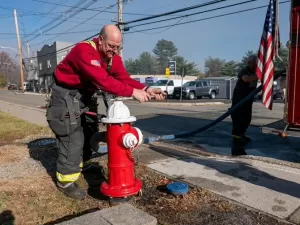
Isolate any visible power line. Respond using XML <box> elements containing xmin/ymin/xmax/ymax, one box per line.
<box><xmin>30</xmin><ymin>2</ymin><xmax>118</xmax><ymax>47</ymax></box>
<box><xmin>23</xmin><ymin>32</ymin><xmax>98</xmax><ymax>61</ymax></box>
<box><xmin>27</xmin><ymin>0</ymin><xmax>99</xmax><ymax>42</ymax></box>
<box><xmin>30</xmin><ymin>0</ymin><xmax>202</xmax><ymax>17</ymax></box>
<box><xmin>26</xmin><ymin>0</ymin><xmax>90</xmax><ymax>36</ymax></box>
<box><xmin>121</xmin><ymin>0</ymin><xmax>228</xmax><ymax>25</ymax></box>
<box><xmin>128</xmin><ymin>0</ymin><xmax>258</xmax><ymax>29</ymax></box>
<box><xmin>124</xmin><ymin>0</ymin><xmax>290</xmax><ymax>34</ymax></box>
<box><xmin>23</xmin><ymin>0</ymin><xmax>290</xmax><ymax>60</ymax></box>
<box><xmin>25</xmin><ymin>0</ymin><xmax>70</xmax><ymax>28</ymax></box>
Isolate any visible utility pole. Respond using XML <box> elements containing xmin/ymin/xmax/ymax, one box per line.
<box><xmin>118</xmin><ymin>0</ymin><xmax>123</xmax><ymax>58</ymax></box>
<box><xmin>13</xmin><ymin>9</ymin><xmax>24</xmax><ymax>93</ymax></box>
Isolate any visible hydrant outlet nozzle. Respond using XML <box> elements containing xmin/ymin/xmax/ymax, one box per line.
<box><xmin>123</xmin><ymin>133</ymin><xmax>138</xmax><ymax>148</ymax></box>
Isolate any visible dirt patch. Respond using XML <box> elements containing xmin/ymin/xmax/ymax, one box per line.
<box><xmin>0</xmin><ymin>111</ymin><xmax>52</xmax><ymax>145</ymax></box>
<box><xmin>0</xmin><ymin>144</ymin><xmax>32</xmax><ymax>163</ymax></box>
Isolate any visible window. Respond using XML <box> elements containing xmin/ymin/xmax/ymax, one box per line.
<box><xmin>183</xmin><ymin>81</ymin><xmax>196</xmax><ymax>87</ymax></box>
<box><xmin>47</xmin><ymin>60</ymin><xmax>52</xmax><ymax>68</ymax></box>
<box><xmin>39</xmin><ymin>63</ymin><xmax>42</xmax><ymax>71</ymax></box>
<box><xmin>202</xmin><ymin>81</ymin><xmax>208</xmax><ymax>87</ymax></box>
<box><xmin>196</xmin><ymin>82</ymin><xmax>202</xmax><ymax>87</ymax></box>
<box><xmin>152</xmin><ymin>80</ymin><xmax>168</xmax><ymax>86</ymax></box>
<box><xmin>167</xmin><ymin>80</ymin><xmax>174</xmax><ymax>86</ymax></box>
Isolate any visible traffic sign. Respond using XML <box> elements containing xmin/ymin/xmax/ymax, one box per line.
<box><xmin>165</xmin><ymin>67</ymin><xmax>170</xmax><ymax>78</ymax></box>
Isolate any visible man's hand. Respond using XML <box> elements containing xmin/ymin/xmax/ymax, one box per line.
<box><xmin>145</xmin><ymin>87</ymin><xmax>166</xmax><ymax>100</ymax></box>
<box><xmin>132</xmin><ymin>88</ymin><xmax>152</xmax><ymax>103</ymax></box>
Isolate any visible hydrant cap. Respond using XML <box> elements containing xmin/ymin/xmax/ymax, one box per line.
<box><xmin>101</xmin><ymin>100</ymin><xmax>136</xmax><ymax>124</ymax></box>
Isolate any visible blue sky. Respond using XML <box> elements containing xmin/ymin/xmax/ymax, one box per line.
<box><xmin>0</xmin><ymin>0</ymin><xmax>291</xmax><ymax>70</ymax></box>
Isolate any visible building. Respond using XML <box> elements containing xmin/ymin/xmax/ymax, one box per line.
<box><xmin>37</xmin><ymin>41</ymin><xmax>73</xmax><ymax>89</ymax></box>
<box><xmin>24</xmin><ymin>58</ymin><xmax>39</xmax><ymax>92</ymax></box>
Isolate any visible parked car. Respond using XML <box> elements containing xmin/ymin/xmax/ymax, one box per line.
<box><xmin>19</xmin><ymin>82</ymin><xmax>30</xmax><ymax>91</ymax></box>
<box><xmin>7</xmin><ymin>84</ymin><xmax>18</xmax><ymax>90</ymax></box>
<box><xmin>173</xmin><ymin>80</ymin><xmax>219</xmax><ymax>100</ymax></box>
<box><xmin>255</xmin><ymin>80</ymin><xmax>283</xmax><ymax>100</ymax></box>
<box><xmin>150</xmin><ymin>79</ymin><xmax>189</xmax><ymax>96</ymax></box>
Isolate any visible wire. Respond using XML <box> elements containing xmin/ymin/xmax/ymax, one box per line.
<box><xmin>23</xmin><ymin>0</ymin><xmax>289</xmax><ymax>60</ymax></box>
<box><xmin>30</xmin><ymin>0</ymin><xmax>204</xmax><ymax>17</ymax></box>
<box><xmin>122</xmin><ymin>0</ymin><xmax>228</xmax><ymax>25</ymax></box>
<box><xmin>27</xmin><ymin>0</ymin><xmax>91</xmax><ymax>39</ymax></box>
<box><xmin>124</xmin><ymin>0</ymin><xmax>291</xmax><ymax>34</ymax></box>
<box><xmin>128</xmin><ymin>0</ymin><xmax>258</xmax><ymax>29</ymax></box>
<box><xmin>30</xmin><ymin>2</ymin><xmax>118</xmax><ymax>47</ymax></box>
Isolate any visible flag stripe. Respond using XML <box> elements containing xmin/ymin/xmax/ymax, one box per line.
<box><xmin>255</xmin><ymin>0</ymin><xmax>279</xmax><ymax>110</ymax></box>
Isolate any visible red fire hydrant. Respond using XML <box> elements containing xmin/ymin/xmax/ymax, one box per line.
<box><xmin>100</xmin><ymin>100</ymin><xmax>143</xmax><ymax>198</ymax></box>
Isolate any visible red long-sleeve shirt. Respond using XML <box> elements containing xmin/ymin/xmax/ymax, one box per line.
<box><xmin>54</xmin><ymin>38</ymin><xmax>145</xmax><ymax>97</ymax></box>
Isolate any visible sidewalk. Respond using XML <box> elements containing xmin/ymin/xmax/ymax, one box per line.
<box><xmin>1</xmin><ymin>100</ymin><xmax>300</xmax><ymax>224</ymax></box>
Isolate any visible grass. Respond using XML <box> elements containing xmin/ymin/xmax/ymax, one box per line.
<box><xmin>0</xmin><ymin>111</ymin><xmax>52</xmax><ymax>145</ymax></box>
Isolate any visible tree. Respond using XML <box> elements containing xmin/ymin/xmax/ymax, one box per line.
<box><xmin>125</xmin><ymin>52</ymin><xmax>157</xmax><ymax>75</ymax></box>
<box><xmin>274</xmin><ymin>44</ymin><xmax>289</xmax><ymax>71</ymax></box>
<box><xmin>0</xmin><ymin>51</ymin><xmax>16</xmax><ymax>77</ymax></box>
<box><xmin>221</xmin><ymin>60</ymin><xmax>239</xmax><ymax>76</ymax></box>
<box><xmin>153</xmin><ymin>39</ymin><xmax>178</xmax><ymax>74</ymax></box>
<box><xmin>172</xmin><ymin>56</ymin><xmax>199</xmax><ymax>76</ymax></box>
<box><xmin>135</xmin><ymin>52</ymin><xmax>157</xmax><ymax>74</ymax></box>
<box><xmin>239</xmin><ymin>50</ymin><xmax>257</xmax><ymax>69</ymax></box>
<box><xmin>124</xmin><ymin>58</ymin><xmax>138</xmax><ymax>74</ymax></box>
<box><xmin>204</xmin><ymin>57</ymin><xmax>226</xmax><ymax>77</ymax></box>
<box><xmin>0</xmin><ymin>72</ymin><xmax>7</xmax><ymax>87</ymax></box>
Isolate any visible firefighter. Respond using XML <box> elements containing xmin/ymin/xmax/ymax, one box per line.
<box><xmin>46</xmin><ymin>24</ymin><xmax>166</xmax><ymax>200</ymax></box>
<box><xmin>231</xmin><ymin>55</ymin><xmax>258</xmax><ymax>155</ymax></box>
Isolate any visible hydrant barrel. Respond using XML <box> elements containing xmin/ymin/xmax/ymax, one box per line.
<box><xmin>100</xmin><ymin>123</ymin><xmax>142</xmax><ymax>198</ymax></box>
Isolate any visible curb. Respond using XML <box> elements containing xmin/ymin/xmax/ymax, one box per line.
<box><xmin>139</xmin><ymin>101</ymin><xmax>225</xmax><ymax>106</ymax></box>
<box><xmin>0</xmin><ymin>100</ymin><xmax>46</xmax><ymax>113</ymax></box>
<box><xmin>14</xmin><ymin>92</ymin><xmax>44</xmax><ymax>96</ymax></box>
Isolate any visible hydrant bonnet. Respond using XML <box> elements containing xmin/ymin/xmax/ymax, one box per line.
<box><xmin>101</xmin><ymin>100</ymin><xmax>136</xmax><ymax>124</ymax></box>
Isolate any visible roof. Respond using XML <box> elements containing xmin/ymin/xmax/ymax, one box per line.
<box><xmin>202</xmin><ymin>76</ymin><xmax>237</xmax><ymax>80</ymax></box>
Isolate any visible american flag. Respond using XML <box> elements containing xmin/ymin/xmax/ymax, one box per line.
<box><xmin>256</xmin><ymin>0</ymin><xmax>279</xmax><ymax>110</ymax></box>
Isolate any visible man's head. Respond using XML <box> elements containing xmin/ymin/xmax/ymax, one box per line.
<box><xmin>97</xmin><ymin>24</ymin><xmax>122</xmax><ymax>60</ymax></box>
<box><xmin>247</xmin><ymin>55</ymin><xmax>257</xmax><ymax>72</ymax></box>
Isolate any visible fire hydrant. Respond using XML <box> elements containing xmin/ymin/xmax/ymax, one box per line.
<box><xmin>100</xmin><ymin>100</ymin><xmax>143</xmax><ymax>199</ymax></box>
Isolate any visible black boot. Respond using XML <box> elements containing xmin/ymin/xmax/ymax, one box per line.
<box><xmin>231</xmin><ymin>138</ymin><xmax>247</xmax><ymax>156</ymax></box>
<box><xmin>57</xmin><ymin>182</ymin><xmax>86</xmax><ymax>200</ymax></box>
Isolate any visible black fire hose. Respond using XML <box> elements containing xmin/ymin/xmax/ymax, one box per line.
<box><xmin>95</xmin><ymin>71</ymin><xmax>285</xmax><ymax>153</ymax></box>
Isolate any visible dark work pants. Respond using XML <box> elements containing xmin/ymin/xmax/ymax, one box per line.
<box><xmin>231</xmin><ymin>98</ymin><xmax>253</xmax><ymax>137</ymax></box>
<box><xmin>46</xmin><ymin>83</ymin><xmax>98</xmax><ymax>183</ymax></box>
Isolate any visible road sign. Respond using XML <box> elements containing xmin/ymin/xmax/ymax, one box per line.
<box><xmin>165</xmin><ymin>68</ymin><xmax>170</xmax><ymax>78</ymax></box>
<box><xmin>168</xmin><ymin>61</ymin><xmax>176</xmax><ymax>75</ymax></box>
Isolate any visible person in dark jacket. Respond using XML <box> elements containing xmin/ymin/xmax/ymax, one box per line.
<box><xmin>46</xmin><ymin>24</ymin><xmax>165</xmax><ymax>200</ymax></box>
<box><xmin>231</xmin><ymin>55</ymin><xmax>258</xmax><ymax>155</ymax></box>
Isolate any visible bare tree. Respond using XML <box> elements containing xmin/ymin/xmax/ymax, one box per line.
<box><xmin>0</xmin><ymin>51</ymin><xmax>17</xmax><ymax>76</ymax></box>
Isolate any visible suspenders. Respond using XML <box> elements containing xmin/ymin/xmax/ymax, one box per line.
<box><xmin>80</xmin><ymin>40</ymin><xmax>113</xmax><ymax>111</ymax></box>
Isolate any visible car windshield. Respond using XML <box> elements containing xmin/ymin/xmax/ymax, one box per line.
<box><xmin>182</xmin><ymin>82</ymin><xmax>195</xmax><ymax>87</ymax></box>
<box><xmin>152</xmin><ymin>80</ymin><xmax>168</xmax><ymax>86</ymax></box>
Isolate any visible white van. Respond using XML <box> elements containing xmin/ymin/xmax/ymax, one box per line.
<box><xmin>150</xmin><ymin>79</ymin><xmax>189</xmax><ymax>96</ymax></box>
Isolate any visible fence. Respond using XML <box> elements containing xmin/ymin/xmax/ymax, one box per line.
<box><xmin>205</xmin><ymin>79</ymin><xmax>237</xmax><ymax>99</ymax></box>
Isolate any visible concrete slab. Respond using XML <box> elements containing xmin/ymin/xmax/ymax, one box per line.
<box><xmin>147</xmin><ymin>155</ymin><xmax>300</xmax><ymax>220</ymax></box>
<box><xmin>98</xmin><ymin>203</ymin><xmax>157</xmax><ymax>225</ymax></box>
<box><xmin>55</xmin><ymin>210</ymin><xmax>111</xmax><ymax>225</ymax></box>
<box><xmin>56</xmin><ymin>204</ymin><xmax>157</xmax><ymax>225</ymax></box>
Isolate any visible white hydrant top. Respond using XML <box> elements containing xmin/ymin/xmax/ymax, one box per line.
<box><xmin>101</xmin><ymin>100</ymin><xmax>137</xmax><ymax>124</ymax></box>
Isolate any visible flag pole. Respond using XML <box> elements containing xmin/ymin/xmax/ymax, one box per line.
<box><xmin>275</xmin><ymin>0</ymin><xmax>285</xmax><ymax>64</ymax></box>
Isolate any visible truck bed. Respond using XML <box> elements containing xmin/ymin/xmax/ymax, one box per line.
<box><xmin>260</xmin><ymin>120</ymin><xmax>300</xmax><ymax>137</ymax></box>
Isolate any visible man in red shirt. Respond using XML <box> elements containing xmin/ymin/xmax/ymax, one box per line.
<box><xmin>46</xmin><ymin>24</ymin><xmax>165</xmax><ymax>200</ymax></box>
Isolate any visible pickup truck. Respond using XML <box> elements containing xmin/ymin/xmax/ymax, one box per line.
<box><xmin>173</xmin><ymin>80</ymin><xmax>219</xmax><ymax>100</ymax></box>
